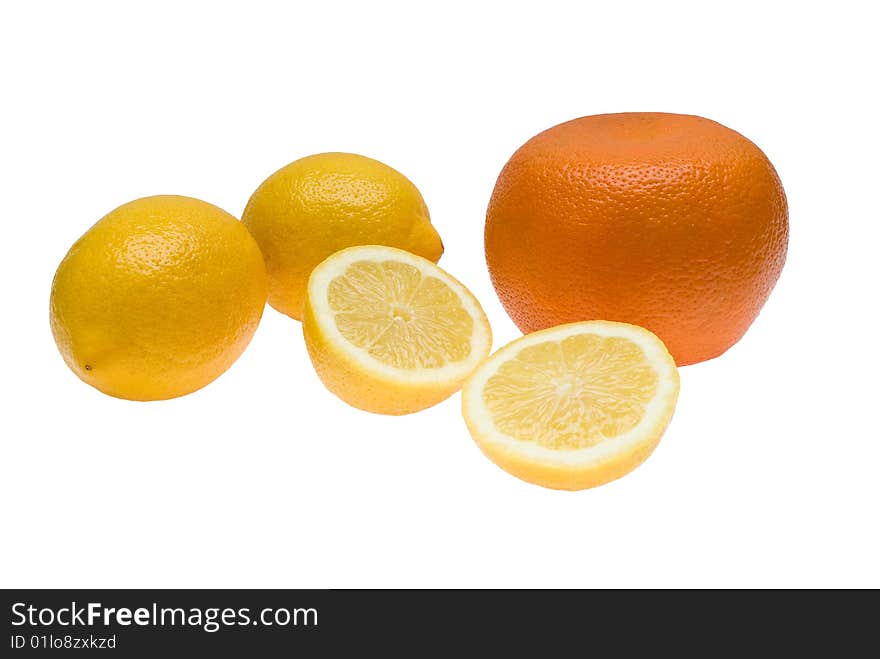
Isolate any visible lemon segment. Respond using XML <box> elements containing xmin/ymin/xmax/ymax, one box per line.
<box><xmin>303</xmin><ymin>246</ymin><xmax>491</xmax><ymax>415</ymax></box>
<box><xmin>462</xmin><ymin>321</ymin><xmax>679</xmax><ymax>490</ymax></box>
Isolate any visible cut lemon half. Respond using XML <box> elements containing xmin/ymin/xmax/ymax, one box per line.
<box><xmin>462</xmin><ymin>321</ymin><xmax>679</xmax><ymax>490</ymax></box>
<box><xmin>303</xmin><ymin>245</ymin><xmax>492</xmax><ymax>415</ymax></box>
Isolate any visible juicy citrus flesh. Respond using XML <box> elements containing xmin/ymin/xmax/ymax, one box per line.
<box><xmin>242</xmin><ymin>152</ymin><xmax>444</xmax><ymax>320</ymax></box>
<box><xmin>484</xmin><ymin>334</ymin><xmax>659</xmax><ymax>449</ymax></box>
<box><xmin>485</xmin><ymin>112</ymin><xmax>788</xmax><ymax>366</ymax></box>
<box><xmin>328</xmin><ymin>260</ymin><xmax>474</xmax><ymax>370</ymax></box>
<box><xmin>462</xmin><ymin>321</ymin><xmax>679</xmax><ymax>490</ymax></box>
<box><xmin>303</xmin><ymin>245</ymin><xmax>491</xmax><ymax>415</ymax></box>
<box><xmin>50</xmin><ymin>195</ymin><xmax>268</xmax><ymax>401</ymax></box>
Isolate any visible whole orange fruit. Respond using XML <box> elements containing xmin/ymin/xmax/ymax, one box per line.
<box><xmin>485</xmin><ymin>112</ymin><xmax>788</xmax><ymax>365</ymax></box>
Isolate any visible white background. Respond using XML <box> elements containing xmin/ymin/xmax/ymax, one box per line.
<box><xmin>2</xmin><ymin>1</ymin><xmax>877</xmax><ymax>588</ymax></box>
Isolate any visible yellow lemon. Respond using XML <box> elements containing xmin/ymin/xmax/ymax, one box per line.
<box><xmin>50</xmin><ymin>195</ymin><xmax>268</xmax><ymax>401</ymax></box>
<box><xmin>242</xmin><ymin>152</ymin><xmax>443</xmax><ymax>320</ymax></box>
<box><xmin>462</xmin><ymin>321</ymin><xmax>679</xmax><ymax>490</ymax></box>
<box><xmin>303</xmin><ymin>245</ymin><xmax>491</xmax><ymax>415</ymax></box>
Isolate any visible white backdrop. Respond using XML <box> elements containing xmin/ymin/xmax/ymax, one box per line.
<box><xmin>2</xmin><ymin>1</ymin><xmax>877</xmax><ymax>588</ymax></box>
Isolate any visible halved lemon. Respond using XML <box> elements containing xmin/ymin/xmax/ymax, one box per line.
<box><xmin>462</xmin><ymin>321</ymin><xmax>679</xmax><ymax>490</ymax></box>
<box><xmin>303</xmin><ymin>245</ymin><xmax>492</xmax><ymax>414</ymax></box>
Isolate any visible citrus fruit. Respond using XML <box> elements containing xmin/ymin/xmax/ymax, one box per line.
<box><xmin>462</xmin><ymin>321</ymin><xmax>679</xmax><ymax>490</ymax></box>
<box><xmin>50</xmin><ymin>195</ymin><xmax>268</xmax><ymax>401</ymax></box>
<box><xmin>303</xmin><ymin>245</ymin><xmax>491</xmax><ymax>415</ymax></box>
<box><xmin>485</xmin><ymin>112</ymin><xmax>788</xmax><ymax>365</ymax></box>
<box><xmin>242</xmin><ymin>152</ymin><xmax>444</xmax><ymax>320</ymax></box>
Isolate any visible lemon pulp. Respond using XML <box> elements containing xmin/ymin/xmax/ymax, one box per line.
<box><xmin>483</xmin><ymin>334</ymin><xmax>659</xmax><ymax>449</ymax></box>
<box><xmin>303</xmin><ymin>245</ymin><xmax>492</xmax><ymax>415</ymax></box>
<box><xmin>461</xmin><ymin>321</ymin><xmax>678</xmax><ymax>490</ymax></box>
<box><xmin>328</xmin><ymin>260</ymin><xmax>474</xmax><ymax>369</ymax></box>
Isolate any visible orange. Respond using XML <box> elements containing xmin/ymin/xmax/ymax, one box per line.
<box><xmin>485</xmin><ymin>113</ymin><xmax>788</xmax><ymax>365</ymax></box>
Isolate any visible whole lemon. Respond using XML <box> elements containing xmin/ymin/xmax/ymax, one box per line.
<box><xmin>50</xmin><ymin>195</ymin><xmax>268</xmax><ymax>401</ymax></box>
<box><xmin>242</xmin><ymin>152</ymin><xmax>443</xmax><ymax>320</ymax></box>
